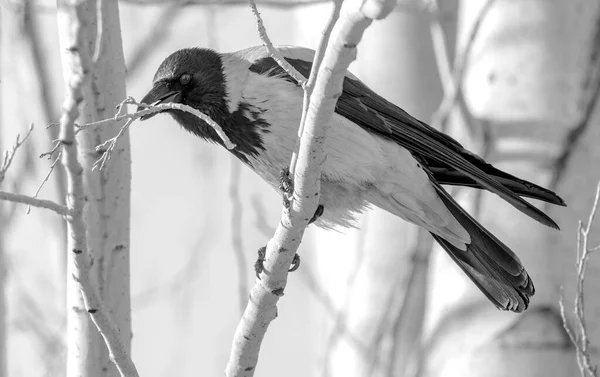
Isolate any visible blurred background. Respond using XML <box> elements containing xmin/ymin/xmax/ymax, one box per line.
<box><xmin>1</xmin><ymin>0</ymin><xmax>600</xmax><ymax>376</ymax></box>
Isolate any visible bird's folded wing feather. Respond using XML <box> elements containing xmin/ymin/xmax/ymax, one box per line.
<box><xmin>336</xmin><ymin>79</ymin><xmax>561</xmax><ymax>229</ymax></box>
<box><xmin>239</xmin><ymin>46</ymin><xmax>564</xmax><ymax>229</ymax></box>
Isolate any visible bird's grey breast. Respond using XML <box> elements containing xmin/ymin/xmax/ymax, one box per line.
<box><xmin>231</xmin><ymin>69</ymin><xmax>305</xmax><ymax>188</ymax></box>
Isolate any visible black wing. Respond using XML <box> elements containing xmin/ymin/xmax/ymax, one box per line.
<box><xmin>248</xmin><ymin>56</ymin><xmax>565</xmax><ymax>229</ymax></box>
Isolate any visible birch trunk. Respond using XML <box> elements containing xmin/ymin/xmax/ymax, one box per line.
<box><xmin>424</xmin><ymin>0</ymin><xmax>600</xmax><ymax>375</ymax></box>
<box><xmin>56</xmin><ymin>1</ymin><xmax>131</xmax><ymax>376</ymax></box>
<box><xmin>294</xmin><ymin>3</ymin><xmax>451</xmax><ymax>376</ymax></box>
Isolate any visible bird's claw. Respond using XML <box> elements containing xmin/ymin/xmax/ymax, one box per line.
<box><xmin>309</xmin><ymin>204</ymin><xmax>324</xmax><ymax>225</ymax></box>
<box><xmin>255</xmin><ymin>246</ymin><xmax>266</xmax><ymax>280</ymax></box>
<box><xmin>255</xmin><ymin>246</ymin><xmax>301</xmax><ymax>278</ymax></box>
<box><xmin>289</xmin><ymin>253</ymin><xmax>301</xmax><ymax>272</ymax></box>
<box><xmin>279</xmin><ymin>167</ymin><xmax>293</xmax><ymax>208</ymax></box>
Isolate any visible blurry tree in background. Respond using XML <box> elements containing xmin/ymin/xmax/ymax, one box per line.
<box><xmin>424</xmin><ymin>0</ymin><xmax>600</xmax><ymax>376</ymax></box>
<box><xmin>1</xmin><ymin>1</ymin><xmax>132</xmax><ymax>376</ymax></box>
<box><xmin>56</xmin><ymin>1</ymin><xmax>132</xmax><ymax>376</ymax></box>
<box><xmin>0</xmin><ymin>0</ymin><xmax>599</xmax><ymax>376</ymax></box>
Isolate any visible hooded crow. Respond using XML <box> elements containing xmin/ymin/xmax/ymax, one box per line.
<box><xmin>141</xmin><ymin>45</ymin><xmax>565</xmax><ymax>312</ymax></box>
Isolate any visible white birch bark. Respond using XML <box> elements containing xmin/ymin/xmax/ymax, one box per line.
<box><xmin>57</xmin><ymin>1</ymin><xmax>131</xmax><ymax>376</ymax></box>
<box><xmin>424</xmin><ymin>0</ymin><xmax>600</xmax><ymax>376</ymax></box>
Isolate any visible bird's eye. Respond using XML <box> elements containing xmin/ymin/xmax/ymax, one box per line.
<box><xmin>179</xmin><ymin>73</ymin><xmax>192</xmax><ymax>85</ymax></box>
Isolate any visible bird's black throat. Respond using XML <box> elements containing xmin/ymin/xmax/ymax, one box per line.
<box><xmin>169</xmin><ymin>101</ymin><xmax>270</xmax><ymax>166</ymax></box>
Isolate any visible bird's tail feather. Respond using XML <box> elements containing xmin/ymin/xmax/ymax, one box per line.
<box><xmin>428</xmin><ymin>164</ymin><xmax>565</xmax><ymax>207</ymax></box>
<box><xmin>430</xmin><ymin>182</ymin><xmax>534</xmax><ymax>312</ymax></box>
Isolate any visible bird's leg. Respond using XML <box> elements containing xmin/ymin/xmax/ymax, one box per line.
<box><xmin>266</xmin><ymin>170</ymin><xmax>322</xmax><ymax>276</ymax></box>
<box><xmin>279</xmin><ymin>167</ymin><xmax>293</xmax><ymax>208</ymax></box>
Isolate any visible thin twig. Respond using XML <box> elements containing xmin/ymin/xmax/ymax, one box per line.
<box><xmin>27</xmin><ymin>149</ymin><xmax>63</xmax><ymax>214</ymax></box>
<box><xmin>0</xmin><ymin>123</ymin><xmax>34</xmax><ymax>185</ymax></box>
<box><xmin>39</xmin><ymin>140</ymin><xmax>62</xmax><ymax>159</ymax></box>
<box><xmin>559</xmin><ymin>181</ymin><xmax>600</xmax><ymax>377</ymax></box>
<box><xmin>0</xmin><ymin>190</ymin><xmax>68</xmax><ymax>215</ymax></box>
<box><xmin>78</xmin><ymin>96</ymin><xmax>235</xmax><ymax>170</ymax></box>
<box><xmin>247</xmin><ymin>0</ymin><xmax>307</xmax><ymax>86</ymax></box>
<box><xmin>93</xmin><ymin>118</ymin><xmax>134</xmax><ymax>171</ymax></box>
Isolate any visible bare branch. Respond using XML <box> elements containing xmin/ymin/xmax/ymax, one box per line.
<box><xmin>0</xmin><ymin>123</ymin><xmax>65</xmax><ymax>215</ymax></box>
<box><xmin>0</xmin><ymin>190</ymin><xmax>68</xmax><ymax>215</ymax></box>
<box><xmin>247</xmin><ymin>0</ymin><xmax>307</xmax><ymax>86</ymax></box>
<box><xmin>560</xmin><ymin>181</ymin><xmax>600</xmax><ymax>377</ymax></box>
<box><xmin>28</xmin><ymin>148</ymin><xmax>62</xmax><ymax>214</ymax></box>
<box><xmin>225</xmin><ymin>0</ymin><xmax>396</xmax><ymax>374</ymax></box>
<box><xmin>76</xmin><ymin>97</ymin><xmax>235</xmax><ymax>170</ymax></box>
<box><xmin>93</xmin><ymin>118</ymin><xmax>134</xmax><ymax>171</ymax></box>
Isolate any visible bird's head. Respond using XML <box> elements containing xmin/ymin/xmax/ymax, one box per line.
<box><xmin>139</xmin><ymin>48</ymin><xmax>230</xmax><ymax>135</ymax></box>
<box><xmin>139</xmin><ymin>47</ymin><xmax>270</xmax><ymax>164</ymax></box>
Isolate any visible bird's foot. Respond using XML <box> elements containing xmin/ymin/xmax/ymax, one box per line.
<box><xmin>309</xmin><ymin>204</ymin><xmax>324</xmax><ymax>225</ymax></box>
<box><xmin>289</xmin><ymin>253</ymin><xmax>301</xmax><ymax>272</ymax></box>
<box><xmin>254</xmin><ymin>246</ymin><xmax>302</xmax><ymax>279</ymax></box>
<box><xmin>279</xmin><ymin>167</ymin><xmax>293</xmax><ymax>208</ymax></box>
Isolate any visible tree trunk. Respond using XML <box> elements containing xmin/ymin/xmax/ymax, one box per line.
<box><xmin>56</xmin><ymin>1</ymin><xmax>131</xmax><ymax>376</ymax></box>
<box><xmin>423</xmin><ymin>0</ymin><xmax>600</xmax><ymax>376</ymax></box>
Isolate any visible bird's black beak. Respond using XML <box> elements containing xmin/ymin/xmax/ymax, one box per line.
<box><xmin>138</xmin><ymin>82</ymin><xmax>182</xmax><ymax>121</ymax></box>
